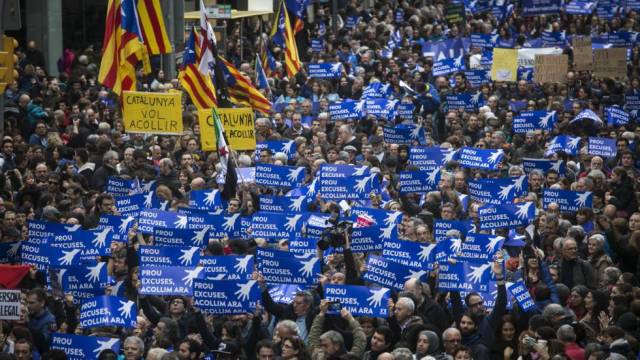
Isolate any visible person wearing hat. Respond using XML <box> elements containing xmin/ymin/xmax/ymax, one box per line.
<box><xmin>213</xmin><ymin>341</ymin><xmax>241</xmax><ymax>360</ymax></box>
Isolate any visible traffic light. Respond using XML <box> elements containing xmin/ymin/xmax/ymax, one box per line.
<box><xmin>0</xmin><ymin>36</ymin><xmax>18</xmax><ymax>93</ymax></box>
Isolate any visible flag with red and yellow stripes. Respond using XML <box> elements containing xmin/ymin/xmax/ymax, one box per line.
<box><xmin>270</xmin><ymin>0</ymin><xmax>301</xmax><ymax>78</ymax></box>
<box><xmin>179</xmin><ymin>29</ymin><xmax>217</xmax><ymax>109</ymax></box>
<box><xmin>218</xmin><ymin>56</ymin><xmax>272</xmax><ymax>115</ymax></box>
<box><xmin>98</xmin><ymin>0</ymin><xmax>151</xmax><ymax>96</ymax></box>
<box><xmin>137</xmin><ymin>0</ymin><xmax>172</xmax><ymax>54</ymax></box>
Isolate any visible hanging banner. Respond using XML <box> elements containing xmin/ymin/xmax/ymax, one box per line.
<box><xmin>198</xmin><ymin>108</ymin><xmax>256</xmax><ymax>151</ymax></box>
<box><xmin>122</xmin><ymin>91</ymin><xmax>183</xmax><ymax>134</ymax></box>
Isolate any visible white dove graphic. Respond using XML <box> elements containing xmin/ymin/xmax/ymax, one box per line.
<box><xmin>235</xmin><ymin>280</ymin><xmax>257</xmax><ymax>301</ymax></box>
<box><xmin>367</xmin><ymin>288</ymin><xmax>390</xmax><ymax>307</ymax></box>
<box><xmin>467</xmin><ymin>263</ymin><xmax>491</xmax><ymax>284</ymax></box>
<box><xmin>281</xmin><ymin>140</ymin><xmax>294</xmax><ymax>154</ymax></box>
<box><xmin>191</xmin><ymin>227</ymin><xmax>209</xmax><ymax>246</ymax></box>
<box><xmin>574</xmin><ymin>192</ymin><xmax>592</xmax><ymax>208</ymax></box>
<box><xmin>234</xmin><ymin>255</ymin><xmax>252</xmax><ymax>273</ymax></box>
<box><xmin>119</xmin><ymin>216</ymin><xmax>135</xmax><ymax>234</ymax></box>
<box><xmin>203</xmin><ymin>189</ymin><xmax>219</xmax><ymax>207</ymax></box>
<box><xmin>288</xmin><ymin>196</ymin><xmax>306</xmax><ymax>212</ymax></box>
<box><xmin>299</xmin><ymin>257</ymin><xmax>319</xmax><ymax>278</ymax></box>
<box><xmin>485</xmin><ymin>236</ymin><xmax>504</xmax><ymax>253</ymax></box>
<box><xmin>92</xmin><ymin>228</ymin><xmax>112</xmax><ymax>248</ymax></box>
<box><xmin>379</xmin><ymin>223</ymin><xmax>396</xmax><ymax>240</ymax></box>
<box><xmin>488</xmin><ymin>149</ymin><xmax>503</xmax><ymax>164</ymax></box>
<box><xmin>93</xmin><ymin>338</ymin><xmax>119</xmax><ymax>355</ymax></box>
<box><xmin>182</xmin><ymin>267</ymin><xmax>204</xmax><ymax>286</ymax></box>
<box><xmin>405</xmin><ymin>269</ymin><xmax>427</xmax><ymax>280</ymax></box>
<box><xmin>174</xmin><ymin>215</ymin><xmax>188</xmax><ymax>229</ymax></box>
<box><xmin>285</xmin><ymin>214</ymin><xmax>302</xmax><ymax>232</ymax></box>
<box><xmin>538</xmin><ymin>111</ymin><xmax>555</xmax><ymax>128</ymax></box>
<box><xmin>287</xmin><ymin>167</ymin><xmax>305</xmax><ymax>182</ymax></box>
<box><xmin>222</xmin><ymin>213</ymin><xmax>240</xmax><ymax>231</ymax></box>
<box><xmin>179</xmin><ymin>247</ymin><xmax>199</xmax><ymax>266</ymax></box>
<box><xmin>418</xmin><ymin>244</ymin><xmax>436</xmax><ymax>262</ymax></box>
<box><xmin>118</xmin><ymin>300</ymin><xmax>135</xmax><ymax>318</ymax></box>
<box><xmin>85</xmin><ymin>262</ymin><xmax>106</xmax><ymax>283</ymax></box>
<box><xmin>58</xmin><ymin>249</ymin><xmax>81</xmax><ymax>266</ymax></box>
<box><xmin>515</xmin><ymin>202</ymin><xmax>533</xmax><ymax>220</ymax></box>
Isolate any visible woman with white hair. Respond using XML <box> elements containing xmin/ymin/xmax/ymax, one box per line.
<box><xmin>587</xmin><ymin>233</ymin><xmax>613</xmax><ymax>287</ymax></box>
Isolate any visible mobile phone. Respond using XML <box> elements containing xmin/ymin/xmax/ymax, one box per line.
<box><xmin>522</xmin><ymin>335</ymin><xmax>536</xmax><ymax>348</ymax></box>
<box><xmin>328</xmin><ymin>301</ymin><xmax>342</xmax><ymax>311</ymax></box>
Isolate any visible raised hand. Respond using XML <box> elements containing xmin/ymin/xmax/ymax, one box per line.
<box><xmin>384</xmin><ymin>211</ymin><xmax>402</xmax><ymax>226</ymax></box>
<box><xmin>379</xmin><ymin>223</ymin><xmax>395</xmax><ymax>240</ymax></box>
<box><xmin>498</xmin><ymin>184</ymin><xmax>514</xmax><ymax>200</ymax></box>
<box><xmin>515</xmin><ymin>202</ymin><xmax>533</xmax><ymax>220</ymax></box>
<box><xmin>450</xmin><ymin>238</ymin><xmax>462</xmax><ymax>253</ymax></box>
<box><xmin>488</xmin><ymin>149</ymin><xmax>503</xmax><ymax>164</ymax></box>
<box><xmin>288</xmin><ymin>196</ymin><xmax>306</xmax><ymax>212</ymax></box>
<box><xmin>405</xmin><ymin>269</ymin><xmax>427</xmax><ymax>280</ymax></box>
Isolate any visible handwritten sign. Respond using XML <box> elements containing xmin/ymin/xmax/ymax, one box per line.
<box><xmin>534</xmin><ymin>54</ymin><xmax>568</xmax><ymax>83</ymax></box>
<box><xmin>122</xmin><ymin>91</ymin><xmax>183</xmax><ymax>134</ymax></box>
<box><xmin>0</xmin><ymin>290</ymin><xmax>20</xmax><ymax>320</ymax></box>
<box><xmin>572</xmin><ymin>36</ymin><xmax>592</xmax><ymax>71</ymax></box>
<box><xmin>198</xmin><ymin>108</ymin><xmax>256</xmax><ymax>151</ymax></box>
<box><xmin>491</xmin><ymin>48</ymin><xmax>518</xmax><ymax>82</ymax></box>
<box><xmin>593</xmin><ymin>48</ymin><xmax>627</xmax><ymax>79</ymax></box>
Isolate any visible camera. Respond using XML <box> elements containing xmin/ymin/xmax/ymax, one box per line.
<box><xmin>328</xmin><ymin>301</ymin><xmax>342</xmax><ymax>311</ymax></box>
<box><xmin>317</xmin><ymin>212</ymin><xmax>353</xmax><ymax>251</ymax></box>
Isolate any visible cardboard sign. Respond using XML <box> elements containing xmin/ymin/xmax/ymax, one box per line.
<box><xmin>593</xmin><ymin>48</ymin><xmax>627</xmax><ymax>79</ymax></box>
<box><xmin>198</xmin><ymin>108</ymin><xmax>256</xmax><ymax>151</ymax></box>
<box><xmin>122</xmin><ymin>91</ymin><xmax>183</xmax><ymax>134</ymax></box>
<box><xmin>572</xmin><ymin>36</ymin><xmax>592</xmax><ymax>71</ymax></box>
<box><xmin>534</xmin><ymin>54</ymin><xmax>568</xmax><ymax>83</ymax></box>
<box><xmin>491</xmin><ymin>48</ymin><xmax>518</xmax><ymax>82</ymax></box>
<box><xmin>0</xmin><ymin>290</ymin><xmax>21</xmax><ymax>320</ymax></box>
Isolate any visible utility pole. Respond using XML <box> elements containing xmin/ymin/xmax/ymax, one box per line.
<box><xmin>331</xmin><ymin>0</ymin><xmax>337</xmax><ymax>34</ymax></box>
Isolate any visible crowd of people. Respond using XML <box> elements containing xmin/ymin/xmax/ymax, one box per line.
<box><xmin>0</xmin><ymin>0</ymin><xmax>639</xmax><ymax>360</ymax></box>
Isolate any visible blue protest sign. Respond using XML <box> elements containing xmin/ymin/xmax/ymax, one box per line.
<box><xmin>346</xmin><ymin>224</ymin><xmax>392</xmax><ymax>253</ymax></box>
<box><xmin>396</xmin><ymin>103</ymin><xmax>415</xmax><ymax>120</ymax></box>
<box><xmin>324</xmin><ymin>284</ymin><xmax>390</xmax><ymax>317</ymax></box>
<box><xmin>437</xmin><ymin>262</ymin><xmax>467</xmax><ymax>291</ymax></box>
<box><xmin>398</xmin><ymin>168</ymin><xmax>441</xmax><ymax>194</ymax></box>
<box><xmin>311</xmin><ymin>38</ymin><xmax>324</xmax><ymax>52</ymax></box>
<box><xmin>509</xmin><ymin>100</ymin><xmax>528</xmax><ymax>112</ymax></box>
<box><xmin>57</xmin><ymin>263</ymin><xmax>109</xmax><ymax>303</ymax></box>
<box><xmin>137</xmin><ymin>209</ymin><xmax>182</xmax><ymax>233</ymax></box>
<box><xmin>362</xmin><ymin>82</ymin><xmax>392</xmax><ymax>99</ymax></box>
<box><xmin>518</xmin><ymin>67</ymin><xmax>534</xmax><ymax>82</ymax></box>
<box><xmin>106</xmin><ymin>177</ymin><xmax>139</xmax><ymax>196</ymax></box>
<box><xmin>329</xmin><ymin>100</ymin><xmax>364</xmax><ymax>120</ymax></box>
<box><xmin>344</xmin><ymin>16</ymin><xmax>360</xmax><ymax>29</ymax></box>
<box><xmin>456</xmin><ymin>233</ymin><xmax>504</xmax><ymax>263</ymax></box>
<box><xmin>522</xmin><ymin>158</ymin><xmax>565</xmax><ymax>175</ymax></box>
<box><xmin>626</xmin><ymin>94</ymin><xmax>640</xmax><ymax>110</ymax></box>
<box><xmin>433</xmin><ymin>220</ymin><xmax>473</xmax><ymax>242</ymax></box>
<box><xmin>362</xmin><ymin>255</ymin><xmax>428</xmax><ymax>290</ymax></box>
<box><xmin>365</xmin><ymin>99</ymin><xmax>398</xmax><ymax>120</ymax></box>
<box><xmin>138</xmin><ymin>245</ymin><xmax>201</xmax><ymax>267</ymax></box>
<box><xmin>409</xmin><ymin>147</ymin><xmax>454</xmax><ymax>170</ymax></box>
<box><xmin>256</xmin><ymin>164</ymin><xmax>306</xmax><ymax>189</ymax></box>
<box><xmin>382</xmin><ymin>238</ymin><xmax>435</xmax><ymax>270</ymax></box>
<box><xmin>98</xmin><ymin>215</ymin><xmax>135</xmax><ymax>242</ymax></box>
<box><xmin>256</xmin><ymin>140</ymin><xmax>297</xmax><ymax>160</ymax></box>
<box><xmin>545</xmin><ymin>135</ymin><xmax>580</xmax><ymax>157</ymax></box>
<box><xmin>470</xmin><ymin>33</ymin><xmax>498</xmax><ymax>49</ymax></box>
<box><xmin>20</xmin><ymin>241</ymin><xmax>50</xmax><ymax>270</ymax></box>
<box><xmin>193</xmin><ymin>279</ymin><xmax>259</xmax><ymax>314</ymax></box>
<box><xmin>115</xmin><ymin>193</ymin><xmax>145</xmax><ymax>218</ymax></box>
<box><xmin>289</xmin><ymin>238</ymin><xmax>318</xmax><ymax>257</ymax></box>
<box><xmin>50</xmin><ymin>333</ymin><xmax>120</xmax><ymax>360</ymax></box>
<box><xmin>349</xmin><ymin>207</ymin><xmax>403</xmax><ymax>227</ymax></box>
<box><xmin>308</xmin><ymin>63</ymin><xmax>343</xmax><ymax>79</ymax></box>
<box><xmin>200</xmin><ymin>255</ymin><xmax>253</xmax><ymax>281</ymax></box>
<box><xmin>465</xmin><ymin>69</ymin><xmax>491</xmax><ymax>87</ymax></box>
<box><xmin>480</xmin><ymin>50</ymin><xmax>493</xmax><ymax>68</ymax></box>
<box><xmin>189</xmin><ymin>189</ymin><xmax>223</xmax><ymax>211</ymax></box>
<box><xmin>522</xmin><ymin>0</ymin><xmax>561</xmax><ymax>16</ymax></box>
<box><xmin>543</xmin><ymin>189</ymin><xmax>592</xmax><ymax>213</ymax></box>
<box><xmin>609</xmin><ymin>31</ymin><xmax>638</xmax><ymax>48</ymax></box>
<box><xmin>445</xmin><ymin>93</ymin><xmax>484</xmax><ymax>112</ymax></box>
<box><xmin>268</xmin><ymin>284</ymin><xmax>304</xmax><ymax>304</ymax></box>
<box><xmin>433</xmin><ymin>55</ymin><xmax>465</xmax><ymax>76</ymax></box>
<box><xmin>394</xmin><ymin>8</ymin><xmax>404</xmax><ymax>22</ymax></box>
<box><xmin>255</xmin><ymin>247</ymin><xmax>319</xmax><ymax>285</ymax></box>
<box><xmin>512</xmin><ymin>111</ymin><xmax>557</xmax><ymax>133</ymax></box>
<box><xmin>28</xmin><ymin>220</ymin><xmax>82</xmax><ymax>244</ymax></box>
<box><xmin>383</xmin><ymin>125</ymin><xmax>425</xmax><ymax>145</ymax></box>
<box><xmin>571</xmin><ymin>109</ymin><xmax>603</xmax><ymax>126</ymax></box>
<box><xmin>508</xmin><ymin>280</ymin><xmax>535</xmax><ymax>312</ymax></box>
<box><xmin>421</xmin><ymin>37</ymin><xmax>469</xmax><ymax>60</ymax></box>
<box><xmin>259</xmin><ymin>195</ymin><xmax>309</xmax><ymax>213</ymax></box>
<box><xmin>588</xmin><ymin>137</ymin><xmax>617</xmax><ymax>158</ymax></box>
<box><xmin>318</xmin><ymin>164</ymin><xmax>379</xmax><ymax>200</ymax></box>
<box><xmin>79</xmin><ymin>295</ymin><xmax>137</xmax><ymax>329</ymax></box>
<box><xmin>605</xmin><ymin>107</ymin><xmax>630</xmax><ymax>126</ymax></box>
<box><xmin>467</xmin><ymin>176</ymin><xmax>528</xmax><ymax>204</ymax></box>
<box><xmin>434</xmin><ymin>238</ymin><xmax>463</xmax><ymax>265</ymax></box>
<box><xmin>139</xmin><ymin>266</ymin><xmax>203</xmax><ymax>295</ymax></box>
<box><xmin>0</xmin><ymin>242</ymin><xmax>20</xmax><ymax>263</ymax></box>
<box><xmin>458</xmin><ymin>147</ymin><xmax>504</xmax><ymax>170</ymax></box>
<box><xmin>153</xmin><ymin>226</ymin><xmax>210</xmax><ymax>248</ymax></box>
<box><xmin>541</xmin><ymin>31</ymin><xmax>566</xmax><ymax>47</ymax></box>
<box><xmin>478</xmin><ymin>202</ymin><xmax>535</xmax><ymax>230</ymax></box>
<box><xmin>565</xmin><ymin>1</ymin><xmax>596</xmax><ymax>14</ymax></box>
<box><xmin>492</xmin><ymin>2</ymin><xmax>514</xmax><ymax>21</ymax></box>
<box><xmin>251</xmin><ymin>211</ymin><xmax>304</xmax><ymax>240</ymax></box>
<box><xmin>49</xmin><ymin>229</ymin><xmax>110</xmax><ymax>262</ymax></box>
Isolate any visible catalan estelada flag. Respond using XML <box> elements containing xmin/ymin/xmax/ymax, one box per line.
<box><xmin>259</xmin><ymin>34</ymin><xmax>277</xmax><ymax>77</ymax></box>
<box><xmin>179</xmin><ymin>29</ymin><xmax>217</xmax><ymax>109</ymax></box>
<box><xmin>98</xmin><ymin>0</ymin><xmax>151</xmax><ymax>96</ymax></box>
<box><xmin>285</xmin><ymin>0</ymin><xmax>309</xmax><ymax>34</ymax></box>
<box><xmin>270</xmin><ymin>0</ymin><xmax>301</xmax><ymax>78</ymax></box>
<box><xmin>137</xmin><ymin>0</ymin><xmax>172</xmax><ymax>54</ymax></box>
<box><xmin>218</xmin><ymin>56</ymin><xmax>272</xmax><ymax>115</ymax></box>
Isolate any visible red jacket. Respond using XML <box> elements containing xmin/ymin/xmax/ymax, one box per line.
<box><xmin>564</xmin><ymin>342</ymin><xmax>585</xmax><ymax>360</ymax></box>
